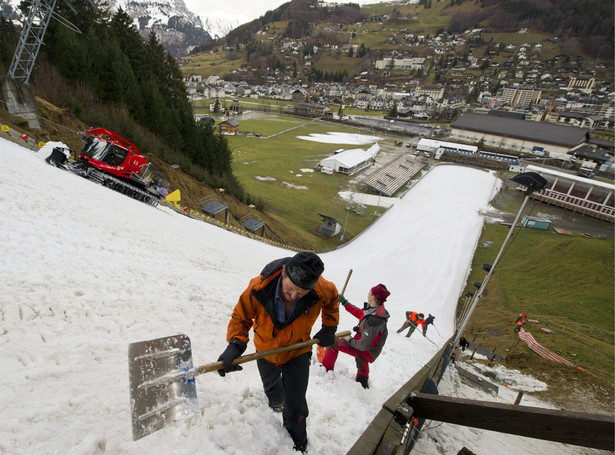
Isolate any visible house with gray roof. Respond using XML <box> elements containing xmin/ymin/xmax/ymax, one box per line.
<box><xmin>450</xmin><ymin>113</ymin><xmax>589</xmax><ymax>159</ymax></box>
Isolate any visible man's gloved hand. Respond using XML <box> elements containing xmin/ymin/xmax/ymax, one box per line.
<box><xmin>217</xmin><ymin>338</ymin><xmax>247</xmax><ymax>377</ymax></box>
<box><xmin>338</xmin><ymin>294</ymin><xmax>348</xmax><ymax>306</ymax></box>
<box><xmin>352</xmin><ymin>325</ymin><xmax>359</xmax><ymax>333</ymax></box>
<box><xmin>313</xmin><ymin>325</ymin><xmax>337</xmax><ymax>347</ymax></box>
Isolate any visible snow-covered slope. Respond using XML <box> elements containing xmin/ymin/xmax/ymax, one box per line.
<box><xmin>0</xmin><ymin>137</ymin><xmax>594</xmax><ymax>454</ymax></box>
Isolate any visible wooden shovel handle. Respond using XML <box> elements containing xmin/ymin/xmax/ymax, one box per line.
<box><xmin>197</xmin><ymin>330</ymin><xmax>351</xmax><ymax>375</ymax></box>
<box><xmin>341</xmin><ymin>269</ymin><xmax>353</xmax><ymax>295</ymax></box>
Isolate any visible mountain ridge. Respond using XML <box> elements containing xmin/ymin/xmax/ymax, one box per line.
<box><xmin>3</xmin><ymin>0</ymin><xmax>241</xmax><ymax>56</ymax></box>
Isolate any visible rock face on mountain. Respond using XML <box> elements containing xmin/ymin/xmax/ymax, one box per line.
<box><xmin>108</xmin><ymin>0</ymin><xmax>212</xmax><ymax>56</ymax></box>
<box><xmin>6</xmin><ymin>0</ymin><xmax>218</xmax><ymax>56</ymax></box>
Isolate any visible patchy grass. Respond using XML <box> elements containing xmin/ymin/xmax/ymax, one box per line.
<box><xmin>482</xmin><ymin>31</ymin><xmax>553</xmax><ymax>46</ymax></box>
<box><xmin>192</xmin><ymin>98</ymin><xmax>293</xmax><ymax>110</ymax></box>
<box><xmin>461</xmin><ymin>190</ymin><xmax>614</xmax><ymax>412</ymax></box>
<box><xmin>183</xmin><ymin>52</ymin><xmax>246</xmax><ymax>78</ymax></box>
<box><xmin>313</xmin><ymin>53</ymin><xmax>363</xmax><ymax>74</ymax></box>
<box><xmin>232</xmin><ymin>116</ymin><xmax>307</xmax><ymax>137</ymax></box>
<box><xmin>228</xmin><ymin>116</ymin><xmax>391</xmax><ymax>250</ymax></box>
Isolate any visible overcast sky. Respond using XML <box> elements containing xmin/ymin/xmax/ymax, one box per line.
<box><xmin>184</xmin><ymin>0</ymin><xmax>388</xmax><ymax>28</ymax></box>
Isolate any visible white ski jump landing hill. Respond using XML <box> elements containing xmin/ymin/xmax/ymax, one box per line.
<box><xmin>3</xmin><ymin>138</ymin><xmax>584</xmax><ymax>454</ymax></box>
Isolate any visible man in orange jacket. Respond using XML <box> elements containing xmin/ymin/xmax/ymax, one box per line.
<box><xmin>397</xmin><ymin>311</ymin><xmax>425</xmax><ymax>337</ymax></box>
<box><xmin>217</xmin><ymin>252</ymin><xmax>339</xmax><ymax>453</ymax></box>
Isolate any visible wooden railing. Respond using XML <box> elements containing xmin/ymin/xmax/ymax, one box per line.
<box><xmin>347</xmin><ymin>342</ymin><xmax>453</xmax><ymax>455</ymax></box>
<box><xmin>533</xmin><ymin>189</ymin><xmax>614</xmax><ymax>222</ymax></box>
<box><xmin>346</xmin><ymin>337</ymin><xmax>614</xmax><ymax>454</ymax></box>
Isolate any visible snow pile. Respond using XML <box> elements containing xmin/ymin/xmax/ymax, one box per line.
<box><xmin>297</xmin><ymin>132</ymin><xmax>382</xmax><ymax>145</ymax></box>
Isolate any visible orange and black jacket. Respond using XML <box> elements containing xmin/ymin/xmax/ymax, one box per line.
<box><xmin>405</xmin><ymin>311</ymin><xmax>425</xmax><ymax>330</ymax></box>
<box><xmin>226</xmin><ymin>257</ymin><xmax>339</xmax><ymax>367</ymax></box>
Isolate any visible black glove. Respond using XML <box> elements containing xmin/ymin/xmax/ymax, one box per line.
<box><xmin>313</xmin><ymin>325</ymin><xmax>337</xmax><ymax>347</ymax></box>
<box><xmin>352</xmin><ymin>325</ymin><xmax>359</xmax><ymax>333</ymax></box>
<box><xmin>338</xmin><ymin>294</ymin><xmax>348</xmax><ymax>306</ymax></box>
<box><xmin>217</xmin><ymin>338</ymin><xmax>247</xmax><ymax>377</ymax></box>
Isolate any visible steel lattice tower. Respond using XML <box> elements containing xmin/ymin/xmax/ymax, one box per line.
<box><xmin>7</xmin><ymin>0</ymin><xmax>58</xmax><ymax>85</ymax></box>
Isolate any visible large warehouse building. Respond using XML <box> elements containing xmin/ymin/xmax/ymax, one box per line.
<box><xmin>450</xmin><ymin>113</ymin><xmax>589</xmax><ymax>159</ymax></box>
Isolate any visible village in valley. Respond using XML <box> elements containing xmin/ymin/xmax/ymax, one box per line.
<box><xmin>179</xmin><ymin>4</ymin><xmax>613</xmax><ymax>188</ymax></box>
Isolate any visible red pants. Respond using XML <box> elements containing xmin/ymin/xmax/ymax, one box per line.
<box><xmin>321</xmin><ymin>339</ymin><xmax>371</xmax><ymax>382</ymax></box>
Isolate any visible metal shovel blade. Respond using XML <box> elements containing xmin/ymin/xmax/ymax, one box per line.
<box><xmin>128</xmin><ymin>334</ymin><xmax>198</xmax><ymax>441</ymax></box>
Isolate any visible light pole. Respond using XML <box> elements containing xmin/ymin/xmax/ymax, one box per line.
<box><xmin>341</xmin><ymin>193</ymin><xmax>353</xmax><ymax>242</ymax></box>
<box><xmin>453</xmin><ymin>172</ymin><xmax>547</xmax><ymax>347</ymax></box>
<box><xmin>374</xmin><ymin>188</ymin><xmax>383</xmax><ymax>217</ymax></box>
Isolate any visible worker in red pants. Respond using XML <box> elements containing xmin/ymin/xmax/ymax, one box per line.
<box><xmin>321</xmin><ymin>284</ymin><xmax>390</xmax><ymax>389</ymax></box>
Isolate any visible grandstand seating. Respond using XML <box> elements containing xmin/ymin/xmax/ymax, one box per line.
<box><xmin>364</xmin><ymin>155</ymin><xmax>424</xmax><ymax>196</ymax></box>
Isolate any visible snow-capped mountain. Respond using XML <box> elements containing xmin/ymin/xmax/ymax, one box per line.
<box><xmin>4</xmin><ymin>0</ymin><xmax>244</xmax><ymax>56</ymax></box>
<box><xmin>201</xmin><ymin>14</ymin><xmax>244</xmax><ymax>40</ymax></box>
<box><xmin>108</xmin><ymin>0</ymin><xmax>212</xmax><ymax>56</ymax></box>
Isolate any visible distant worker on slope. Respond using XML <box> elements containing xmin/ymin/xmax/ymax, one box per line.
<box><xmin>422</xmin><ymin>313</ymin><xmax>435</xmax><ymax>336</ymax></box>
<box><xmin>216</xmin><ymin>252</ymin><xmax>339</xmax><ymax>453</ymax></box>
<box><xmin>397</xmin><ymin>311</ymin><xmax>424</xmax><ymax>338</ymax></box>
<box><xmin>321</xmin><ymin>284</ymin><xmax>390</xmax><ymax>389</ymax></box>
<box><xmin>514</xmin><ymin>312</ymin><xmax>527</xmax><ymax>333</ymax></box>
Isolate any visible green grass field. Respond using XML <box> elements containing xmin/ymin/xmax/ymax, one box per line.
<box><xmin>183</xmin><ymin>53</ymin><xmax>246</xmax><ymax>78</ymax></box>
<box><xmin>312</xmin><ymin>53</ymin><xmax>362</xmax><ymax>74</ymax></box>
<box><xmin>462</xmin><ymin>200</ymin><xmax>614</xmax><ymax>408</ymax></box>
<box><xmin>227</xmin><ymin>115</ymin><xmax>393</xmax><ymax>250</ymax></box>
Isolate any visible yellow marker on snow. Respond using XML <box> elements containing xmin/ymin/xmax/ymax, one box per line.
<box><xmin>165</xmin><ymin>189</ymin><xmax>181</xmax><ymax>205</ymax></box>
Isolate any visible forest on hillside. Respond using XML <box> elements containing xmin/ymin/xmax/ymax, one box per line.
<box><xmin>197</xmin><ymin>0</ymin><xmax>613</xmax><ymax>61</ymax></box>
<box><xmin>0</xmin><ymin>1</ymin><xmax>247</xmax><ymax>201</ymax></box>
<box><xmin>447</xmin><ymin>0</ymin><xmax>613</xmax><ymax>59</ymax></box>
<box><xmin>205</xmin><ymin>0</ymin><xmax>362</xmax><ymax>48</ymax></box>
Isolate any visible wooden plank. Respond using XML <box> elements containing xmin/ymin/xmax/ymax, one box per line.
<box><xmin>348</xmin><ymin>342</ymin><xmax>451</xmax><ymax>455</ymax></box>
<box><xmin>409</xmin><ymin>393</ymin><xmax>614</xmax><ymax>450</ymax></box>
<box><xmin>382</xmin><ymin>343</ymin><xmax>450</xmax><ymax>413</ymax></box>
<box><xmin>374</xmin><ymin>424</ymin><xmax>403</xmax><ymax>455</ymax></box>
<box><xmin>464</xmin><ymin>341</ymin><xmax>502</xmax><ymax>361</ymax></box>
<box><xmin>347</xmin><ymin>408</ymin><xmax>395</xmax><ymax>455</ymax></box>
<box><xmin>455</xmin><ymin>365</ymin><xmax>499</xmax><ymax>394</ymax></box>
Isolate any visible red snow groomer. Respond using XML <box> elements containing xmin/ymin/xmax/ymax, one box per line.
<box><xmin>50</xmin><ymin>127</ymin><xmax>167</xmax><ymax>206</ymax></box>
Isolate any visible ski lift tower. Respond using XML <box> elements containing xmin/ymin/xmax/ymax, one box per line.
<box><xmin>3</xmin><ymin>0</ymin><xmax>88</xmax><ymax>128</ymax></box>
<box><xmin>7</xmin><ymin>0</ymin><xmax>59</xmax><ymax>85</ymax></box>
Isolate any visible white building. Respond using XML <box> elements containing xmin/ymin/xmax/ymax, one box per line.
<box><xmin>375</xmin><ymin>57</ymin><xmax>425</xmax><ymax>70</ymax></box>
<box><xmin>417</xmin><ymin>139</ymin><xmax>478</xmax><ymax>154</ymax></box>
<box><xmin>318</xmin><ymin>144</ymin><xmax>380</xmax><ymax>175</ymax></box>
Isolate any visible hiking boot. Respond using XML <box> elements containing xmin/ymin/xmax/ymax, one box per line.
<box><xmin>357</xmin><ymin>376</ymin><xmax>369</xmax><ymax>389</ymax></box>
<box><xmin>293</xmin><ymin>442</ymin><xmax>307</xmax><ymax>453</ymax></box>
<box><xmin>270</xmin><ymin>401</ymin><xmax>284</xmax><ymax>413</ymax></box>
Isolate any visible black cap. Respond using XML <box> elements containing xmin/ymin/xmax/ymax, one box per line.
<box><xmin>285</xmin><ymin>252</ymin><xmax>324</xmax><ymax>290</ymax></box>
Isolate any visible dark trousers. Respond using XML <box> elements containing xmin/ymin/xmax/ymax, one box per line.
<box><xmin>397</xmin><ymin>321</ymin><xmax>417</xmax><ymax>337</ymax></box>
<box><xmin>257</xmin><ymin>351</ymin><xmax>311</xmax><ymax>447</ymax></box>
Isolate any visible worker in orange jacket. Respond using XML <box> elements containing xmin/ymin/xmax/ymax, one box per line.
<box><xmin>514</xmin><ymin>313</ymin><xmax>527</xmax><ymax>333</ymax></box>
<box><xmin>217</xmin><ymin>252</ymin><xmax>339</xmax><ymax>453</ymax></box>
<box><xmin>397</xmin><ymin>311</ymin><xmax>424</xmax><ymax>338</ymax></box>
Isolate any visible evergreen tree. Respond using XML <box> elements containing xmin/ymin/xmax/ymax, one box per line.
<box><xmin>358</xmin><ymin>43</ymin><xmax>368</xmax><ymax>58</ymax></box>
<box><xmin>32</xmin><ymin>2</ymin><xmax>244</xmax><ymax>200</ymax></box>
